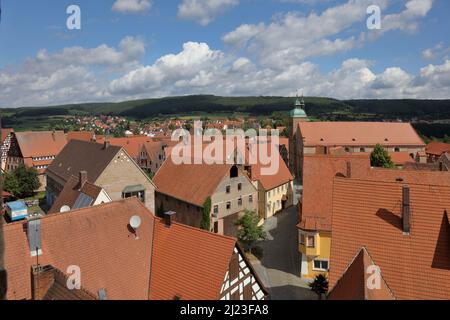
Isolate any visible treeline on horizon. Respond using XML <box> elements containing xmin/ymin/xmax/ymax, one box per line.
<box><xmin>1</xmin><ymin>95</ymin><xmax>450</xmax><ymax>138</ymax></box>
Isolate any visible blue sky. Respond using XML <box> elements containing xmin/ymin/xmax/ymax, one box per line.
<box><xmin>0</xmin><ymin>0</ymin><xmax>449</xmax><ymax>107</ymax></box>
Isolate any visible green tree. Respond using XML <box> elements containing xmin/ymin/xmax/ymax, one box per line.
<box><xmin>443</xmin><ymin>135</ymin><xmax>450</xmax><ymax>143</ymax></box>
<box><xmin>235</xmin><ymin>210</ymin><xmax>266</xmax><ymax>253</ymax></box>
<box><xmin>370</xmin><ymin>144</ymin><xmax>395</xmax><ymax>168</ymax></box>
<box><xmin>201</xmin><ymin>197</ymin><xmax>212</xmax><ymax>231</ymax></box>
<box><xmin>15</xmin><ymin>165</ymin><xmax>41</xmax><ymax>197</ymax></box>
<box><xmin>309</xmin><ymin>274</ymin><xmax>329</xmax><ymax>300</ymax></box>
<box><xmin>3</xmin><ymin>172</ymin><xmax>20</xmax><ymax>198</ymax></box>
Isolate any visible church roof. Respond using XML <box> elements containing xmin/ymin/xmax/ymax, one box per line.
<box><xmin>290</xmin><ymin>107</ymin><xmax>307</xmax><ymax>118</ymax></box>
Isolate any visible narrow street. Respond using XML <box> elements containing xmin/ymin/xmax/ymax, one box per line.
<box><xmin>251</xmin><ymin>205</ymin><xmax>316</xmax><ymax>300</ymax></box>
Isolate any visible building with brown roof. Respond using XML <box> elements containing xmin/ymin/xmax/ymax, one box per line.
<box><xmin>45</xmin><ymin>140</ymin><xmax>156</xmax><ymax>213</ymax></box>
<box><xmin>153</xmin><ymin>158</ymin><xmax>258</xmax><ymax>236</ymax></box>
<box><xmin>96</xmin><ymin>136</ymin><xmax>153</xmax><ymax>162</ymax></box>
<box><xmin>425</xmin><ymin>141</ymin><xmax>450</xmax><ymax>163</ymax></box>
<box><xmin>48</xmin><ymin>171</ymin><xmax>111</xmax><ymax>214</ymax></box>
<box><xmin>66</xmin><ymin>131</ymin><xmax>100</xmax><ymax>143</ymax></box>
<box><xmin>290</xmin><ymin>119</ymin><xmax>425</xmax><ymax>180</ymax></box>
<box><xmin>31</xmin><ymin>265</ymin><xmax>97</xmax><ymax>300</ymax></box>
<box><xmin>242</xmin><ymin>143</ymin><xmax>294</xmax><ymax>221</ymax></box>
<box><xmin>298</xmin><ymin>154</ymin><xmax>371</xmax><ymax>280</ymax></box>
<box><xmin>328</xmin><ymin>173</ymin><xmax>450</xmax><ymax>300</ymax></box>
<box><xmin>6</xmin><ymin>131</ymin><xmax>68</xmax><ymax>191</ymax></box>
<box><xmin>139</xmin><ymin>140</ymin><xmax>169</xmax><ymax>175</ymax></box>
<box><xmin>2</xmin><ymin>198</ymin><xmax>267</xmax><ymax>300</ymax></box>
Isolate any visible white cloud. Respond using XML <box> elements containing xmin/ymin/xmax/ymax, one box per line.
<box><xmin>107</xmin><ymin>42</ymin><xmax>450</xmax><ymax>101</ymax></box>
<box><xmin>380</xmin><ymin>0</ymin><xmax>433</xmax><ymax>33</ymax></box>
<box><xmin>0</xmin><ymin>37</ymin><xmax>145</xmax><ymax>107</ymax></box>
<box><xmin>223</xmin><ymin>0</ymin><xmax>387</xmax><ymax>68</ymax></box>
<box><xmin>109</xmin><ymin>42</ymin><xmax>225</xmax><ymax>95</ymax></box>
<box><xmin>422</xmin><ymin>42</ymin><xmax>450</xmax><ymax>60</ymax></box>
<box><xmin>112</xmin><ymin>0</ymin><xmax>152</xmax><ymax>14</ymax></box>
<box><xmin>178</xmin><ymin>0</ymin><xmax>239</xmax><ymax>26</ymax></box>
<box><xmin>223</xmin><ymin>0</ymin><xmax>434</xmax><ymax>69</ymax></box>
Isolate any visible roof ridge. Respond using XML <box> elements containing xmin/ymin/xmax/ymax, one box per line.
<box><xmin>154</xmin><ymin>216</ymin><xmax>237</xmax><ymax>243</ymax></box>
<box><xmin>335</xmin><ymin>176</ymin><xmax>450</xmax><ymax>189</ymax></box>
<box><xmin>43</xmin><ymin>197</ymin><xmax>145</xmax><ymax>221</ymax></box>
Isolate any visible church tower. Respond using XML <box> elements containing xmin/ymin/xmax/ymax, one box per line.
<box><xmin>288</xmin><ymin>94</ymin><xmax>308</xmax><ymax>176</ymax></box>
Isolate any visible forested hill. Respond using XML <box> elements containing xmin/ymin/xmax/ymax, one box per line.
<box><xmin>1</xmin><ymin>95</ymin><xmax>450</xmax><ymax>120</ymax></box>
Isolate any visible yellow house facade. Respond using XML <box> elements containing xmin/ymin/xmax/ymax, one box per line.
<box><xmin>298</xmin><ymin>227</ymin><xmax>331</xmax><ymax>279</ymax></box>
<box><xmin>258</xmin><ymin>180</ymin><xmax>294</xmax><ymax>221</ymax></box>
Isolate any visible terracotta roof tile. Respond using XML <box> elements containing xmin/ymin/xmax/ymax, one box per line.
<box><xmin>1</xmin><ymin>128</ymin><xmax>13</xmax><ymax>143</ymax></box>
<box><xmin>330</xmin><ymin>177</ymin><xmax>450</xmax><ymax>300</ymax></box>
<box><xmin>66</xmin><ymin>131</ymin><xmax>101</xmax><ymax>143</ymax></box>
<box><xmin>14</xmin><ymin>131</ymin><xmax>67</xmax><ymax>158</ymax></box>
<box><xmin>99</xmin><ymin>136</ymin><xmax>152</xmax><ymax>159</ymax></box>
<box><xmin>149</xmin><ymin>219</ymin><xmax>236</xmax><ymax>300</ymax></box>
<box><xmin>298</xmin><ymin>122</ymin><xmax>425</xmax><ymax>147</ymax></box>
<box><xmin>3</xmin><ymin>198</ymin><xmax>249</xmax><ymax>300</ymax></box>
<box><xmin>3</xmin><ymin>198</ymin><xmax>155</xmax><ymax>300</ymax></box>
<box><xmin>153</xmin><ymin>157</ymin><xmax>234</xmax><ymax>207</ymax></box>
<box><xmin>298</xmin><ymin>154</ymin><xmax>371</xmax><ymax>232</ymax></box>
<box><xmin>250</xmin><ymin>150</ymin><xmax>293</xmax><ymax>191</ymax></box>
<box><xmin>426</xmin><ymin>141</ymin><xmax>450</xmax><ymax>156</ymax></box>
<box><xmin>328</xmin><ymin>247</ymin><xmax>395</xmax><ymax>300</ymax></box>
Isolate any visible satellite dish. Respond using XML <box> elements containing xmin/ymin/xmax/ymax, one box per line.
<box><xmin>130</xmin><ymin>215</ymin><xmax>142</xmax><ymax>230</ymax></box>
<box><xmin>60</xmin><ymin>205</ymin><xmax>71</xmax><ymax>213</ymax></box>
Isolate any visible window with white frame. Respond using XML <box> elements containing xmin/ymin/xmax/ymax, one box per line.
<box><xmin>313</xmin><ymin>259</ymin><xmax>329</xmax><ymax>271</ymax></box>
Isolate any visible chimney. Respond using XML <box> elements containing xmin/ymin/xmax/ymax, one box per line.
<box><xmin>52</xmin><ymin>130</ymin><xmax>56</xmax><ymax>141</ymax></box>
<box><xmin>346</xmin><ymin>161</ymin><xmax>352</xmax><ymax>178</ymax></box>
<box><xmin>164</xmin><ymin>211</ymin><xmax>176</xmax><ymax>227</ymax></box>
<box><xmin>91</xmin><ymin>133</ymin><xmax>97</xmax><ymax>143</ymax></box>
<box><xmin>31</xmin><ymin>265</ymin><xmax>55</xmax><ymax>300</ymax></box>
<box><xmin>402</xmin><ymin>186</ymin><xmax>411</xmax><ymax>234</ymax></box>
<box><xmin>79</xmin><ymin>171</ymin><xmax>88</xmax><ymax>187</ymax></box>
<box><xmin>103</xmin><ymin>140</ymin><xmax>110</xmax><ymax>150</ymax></box>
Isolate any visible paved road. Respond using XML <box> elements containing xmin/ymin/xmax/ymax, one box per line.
<box><xmin>251</xmin><ymin>205</ymin><xmax>317</xmax><ymax>300</ymax></box>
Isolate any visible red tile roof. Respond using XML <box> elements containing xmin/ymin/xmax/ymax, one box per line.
<box><xmin>250</xmin><ymin>151</ymin><xmax>293</xmax><ymax>191</ymax></box>
<box><xmin>389</xmin><ymin>152</ymin><xmax>415</xmax><ymax>165</ymax></box>
<box><xmin>142</xmin><ymin>141</ymin><xmax>165</xmax><ymax>162</ymax></box>
<box><xmin>66</xmin><ymin>131</ymin><xmax>101</xmax><ymax>142</ymax></box>
<box><xmin>426</xmin><ymin>141</ymin><xmax>450</xmax><ymax>156</ymax></box>
<box><xmin>150</xmin><ymin>218</ymin><xmax>236</xmax><ymax>300</ymax></box>
<box><xmin>328</xmin><ymin>247</ymin><xmax>395</xmax><ymax>300</ymax></box>
<box><xmin>298</xmin><ymin>122</ymin><xmax>425</xmax><ymax>147</ymax></box>
<box><xmin>99</xmin><ymin>136</ymin><xmax>152</xmax><ymax>159</ymax></box>
<box><xmin>298</xmin><ymin>154</ymin><xmax>371</xmax><ymax>232</ymax></box>
<box><xmin>1</xmin><ymin>128</ymin><xmax>13</xmax><ymax>143</ymax></box>
<box><xmin>330</xmin><ymin>177</ymin><xmax>450</xmax><ymax>300</ymax></box>
<box><xmin>3</xmin><ymin>198</ymin><xmax>256</xmax><ymax>300</ymax></box>
<box><xmin>153</xmin><ymin>157</ymin><xmax>234</xmax><ymax>207</ymax></box>
<box><xmin>3</xmin><ymin>198</ymin><xmax>155</xmax><ymax>300</ymax></box>
<box><xmin>14</xmin><ymin>131</ymin><xmax>67</xmax><ymax>158</ymax></box>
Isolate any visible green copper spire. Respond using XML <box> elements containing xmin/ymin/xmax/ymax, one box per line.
<box><xmin>290</xmin><ymin>93</ymin><xmax>307</xmax><ymax>118</ymax></box>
